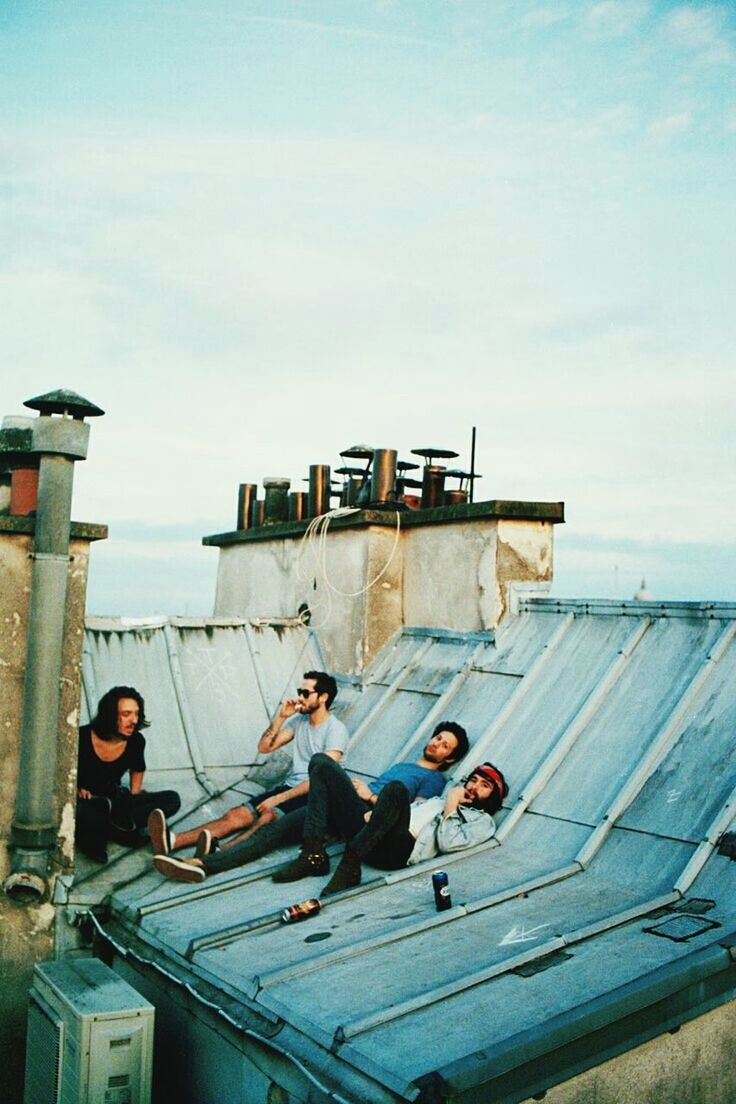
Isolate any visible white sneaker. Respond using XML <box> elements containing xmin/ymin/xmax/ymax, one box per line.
<box><xmin>153</xmin><ymin>855</ymin><xmax>205</xmax><ymax>883</ymax></box>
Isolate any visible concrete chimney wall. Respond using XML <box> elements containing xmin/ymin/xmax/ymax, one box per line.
<box><xmin>207</xmin><ymin>500</ymin><xmax>563</xmax><ymax>675</ymax></box>
<box><xmin>0</xmin><ymin>517</ymin><xmax>106</xmax><ymax>1102</ymax></box>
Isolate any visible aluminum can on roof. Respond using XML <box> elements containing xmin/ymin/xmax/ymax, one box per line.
<box><xmin>432</xmin><ymin>871</ymin><xmax>451</xmax><ymax>911</ymax></box>
<box><xmin>281</xmin><ymin>898</ymin><xmax>322</xmax><ymax>923</ymax></box>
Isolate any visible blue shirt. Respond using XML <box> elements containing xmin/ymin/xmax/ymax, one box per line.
<box><xmin>369</xmin><ymin>762</ymin><xmax>446</xmax><ymax>802</ymax></box>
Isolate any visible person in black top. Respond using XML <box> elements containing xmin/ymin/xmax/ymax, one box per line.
<box><xmin>75</xmin><ymin>686</ymin><xmax>180</xmax><ymax>863</ymax></box>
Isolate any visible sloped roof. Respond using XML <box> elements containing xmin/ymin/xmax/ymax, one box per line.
<box><xmin>79</xmin><ymin>603</ymin><xmax>736</xmax><ymax>1103</ymax></box>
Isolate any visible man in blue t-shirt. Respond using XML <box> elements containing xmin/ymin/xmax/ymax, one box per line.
<box><xmin>148</xmin><ymin>671</ymin><xmax>348</xmax><ymax>857</ymax></box>
<box><xmin>153</xmin><ymin>721</ymin><xmax>470</xmax><ymax>884</ymax></box>
<box><xmin>272</xmin><ymin>721</ymin><xmax>469</xmax><ymax>884</ymax></box>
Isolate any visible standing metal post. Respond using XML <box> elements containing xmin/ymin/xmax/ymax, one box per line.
<box><xmin>5</xmin><ymin>389</ymin><xmax>103</xmax><ymax>902</ymax></box>
<box><xmin>469</xmin><ymin>426</ymin><xmax>477</xmax><ymax>504</ymax></box>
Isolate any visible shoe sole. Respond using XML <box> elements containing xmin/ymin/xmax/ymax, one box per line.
<box><xmin>194</xmin><ymin>829</ymin><xmax>212</xmax><ymax>859</ymax></box>
<box><xmin>153</xmin><ymin>856</ymin><xmax>205</xmax><ymax>883</ymax></box>
<box><xmin>147</xmin><ymin>809</ymin><xmax>168</xmax><ymax>855</ymax></box>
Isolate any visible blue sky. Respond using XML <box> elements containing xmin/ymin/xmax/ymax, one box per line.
<box><xmin>2</xmin><ymin>1</ymin><xmax>734</xmax><ymax>614</ymax></box>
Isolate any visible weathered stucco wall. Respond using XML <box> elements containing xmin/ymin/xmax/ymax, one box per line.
<box><xmin>520</xmin><ymin>999</ymin><xmax>736</xmax><ymax>1104</ymax></box>
<box><xmin>0</xmin><ymin>529</ymin><xmax>95</xmax><ymax>1104</ymax></box>
<box><xmin>214</xmin><ymin>525</ymin><xmax>404</xmax><ymax>674</ymax></box>
<box><xmin>495</xmin><ymin>518</ymin><xmax>554</xmax><ymax>623</ymax></box>
<box><xmin>402</xmin><ymin>520</ymin><xmax>499</xmax><ymax>631</ymax></box>
<box><xmin>212</xmin><ymin>514</ymin><xmax>555</xmax><ymax>674</ymax></box>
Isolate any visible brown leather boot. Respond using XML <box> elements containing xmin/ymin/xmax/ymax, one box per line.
<box><xmin>272</xmin><ymin>838</ymin><xmax>329</xmax><ymax>883</ymax></box>
<box><xmin>320</xmin><ymin>847</ymin><xmax>362</xmax><ymax>897</ymax></box>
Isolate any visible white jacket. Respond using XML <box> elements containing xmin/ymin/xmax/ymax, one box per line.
<box><xmin>406</xmin><ymin>796</ymin><xmax>496</xmax><ymax>865</ymax></box>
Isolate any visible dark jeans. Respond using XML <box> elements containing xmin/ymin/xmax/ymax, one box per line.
<box><xmin>204</xmin><ymin>807</ymin><xmax>308</xmax><ymax>875</ymax></box>
<box><xmin>203</xmin><ymin>756</ymin><xmax>416</xmax><ymax>875</ymax></box>
<box><xmin>76</xmin><ymin>787</ymin><xmax>181</xmax><ymax>848</ymax></box>
<box><xmin>304</xmin><ymin>754</ymin><xmax>414</xmax><ymax>870</ymax></box>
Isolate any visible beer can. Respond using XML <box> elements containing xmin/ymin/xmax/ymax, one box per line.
<box><xmin>432</xmin><ymin>871</ymin><xmax>452</xmax><ymax>911</ymax></box>
<box><xmin>281</xmin><ymin>898</ymin><xmax>322</xmax><ymax>924</ymax></box>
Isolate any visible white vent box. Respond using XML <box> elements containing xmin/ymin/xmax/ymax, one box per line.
<box><xmin>24</xmin><ymin>957</ymin><xmax>154</xmax><ymax>1104</ymax></box>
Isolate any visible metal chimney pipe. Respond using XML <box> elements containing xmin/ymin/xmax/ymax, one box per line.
<box><xmin>370</xmin><ymin>449</ymin><xmax>397</xmax><ymax>505</ymax></box>
<box><xmin>263</xmin><ymin>476</ymin><xmax>290</xmax><ymax>524</ymax></box>
<box><xmin>236</xmin><ymin>483</ymin><xmax>257</xmax><ymax>530</ymax></box>
<box><xmin>288</xmin><ymin>491</ymin><xmax>307</xmax><ymax>521</ymax></box>
<box><xmin>250</xmin><ymin>496</ymin><xmax>265</xmax><ymax>528</ymax></box>
<box><xmin>0</xmin><ymin>415</ymin><xmax>38</xmax><ymax>516</ymax></box>
<box><xmin>421</xmin><ymin>465</ymin><xmax>447</xmax><ymax>509</ymax></box>
<box><xmin>5</xmin><ymin>389</ymin><xmax>103</xmax><ymax>902</ymax></box>
<box><xmin>308</xmin><ymin>465</ymin><xmax>331</xmax><ymax>518</ymax></box>
<box><xmin>0</xmin><ymin>466</ymin><xmax>10</xmax><ymax>515</ymax></box>
<box><xmin>340</xmin><ymin>478</ymin><xmax>358</xmax><ymax>507</ymax></box>
<box><xmin>10</xmin><ymin>467</ymin><xmax>39</xmax><ymax>516</ymax></box>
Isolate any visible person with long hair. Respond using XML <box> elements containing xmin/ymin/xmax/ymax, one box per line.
<box><xmin>75</xmin><ymin>686</ymin><xmax>180</xmax><ymax>863</ymax></box>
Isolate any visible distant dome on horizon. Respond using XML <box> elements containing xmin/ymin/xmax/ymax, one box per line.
<box><xmin>633</xmin><ymin>578</ymin><xmax>653</xmax><ymax>601</ymax></box>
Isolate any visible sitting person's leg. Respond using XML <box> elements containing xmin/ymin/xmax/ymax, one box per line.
<box><xmin>75</xmin><ymin>796</ymin><xmax>113</xmax><ymax>863</ymax></box>
<box><xmin>303</xmin><ymin>753</ymin><xmax>368</xmax><ymax>842</ymax></box>
<box><xmin>129</xmin><ymin>788</ymin><xmax>181</xmax><ymax>829</ymax></box>
<box><xmin>220</xmin><ymin>787</ymin><xmax>306</xmax><ymax>849</ymax></box>
<box><xmin>348</xmin><ymin>781</ymin><xmax>414</xmax><ymax>868</ymax></box>
<box><xmin>321</xmin><ymin>781</ymin><xmax>414</xmax><ymax>896</ymax></box>
<box><xmin>154</xmin><ymin>808</ymin><xmax>307</xmax><ymax>883</ymax></box>
<box><xmin>107</xmin><ymin>788</ymin><xmax>150</xmax><ymax>848</ymax></box>
<box><xmin>272</xmin><ymin>754</ymin><xmax>369</xmax><ymax>883</ymax></box>
<box><xmin>150</xmin><ymin>785</ymin><xmax>291</xmax><ymax>855</ymax></box>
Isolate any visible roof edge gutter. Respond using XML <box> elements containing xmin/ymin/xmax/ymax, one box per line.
<box><xmin>415</xmin><ymin>935</ymin><xmax>736</xmax><ymax>1104</ymax></box>
<box><xmin>92</xmin><ymin>915</ymin><xmax>405</xmax><ymax>1104</ymax></box>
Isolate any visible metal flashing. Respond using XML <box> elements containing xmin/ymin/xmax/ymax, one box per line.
<box><xmin>79</xmin><ymin>605</ymin><xmax>736</xmax><ymax>1104</ymax></box>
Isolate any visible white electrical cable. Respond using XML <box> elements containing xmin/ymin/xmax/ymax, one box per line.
<box><xmin>296</xmin><ymin>507</ymin><xmax>402</xmax><ymax>601</ymax></box>
<box><xmin>321</xmin><ymin>509</ymin><xmax>401</xmax><ymax>598</ymax></box>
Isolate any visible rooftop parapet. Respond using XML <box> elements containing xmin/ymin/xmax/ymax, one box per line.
<box><xmin>205</xmin><ymin>497</ymin><xmax>564</xmax><ymax>675</ymax></box>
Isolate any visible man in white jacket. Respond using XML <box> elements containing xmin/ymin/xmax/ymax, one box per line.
<box><xmin>274</xmin><ymin>754</ymin><xmax>508</xmax><ymax>896</ymax></box>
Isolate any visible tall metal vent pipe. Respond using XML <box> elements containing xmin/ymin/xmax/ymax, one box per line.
<box><xmin>236</xmin><ymin>483</ymin><xmax>256</xmax><ymax>530</ymax></box>
<box><xmin>370</xmin><ymin>449</ymin><xmax>397</xmax><ymax>505</ymax></box>
<box><xmin>288</xmin><ymin>491</ymin><xmax>307</xmax><ymax>521</ymax></box>
<box><xmin>421</xmin><ymin>465</ymin><xmax>447</xmax><ymax>508</ymax></box>
<box><xmin>4</xmin><ymin>389</ymin><xmax>104</xmax><ymax>902</ymax></box>
<box><xmin>308</xmin><ymin>465</ymin><xmax>331</xmax><ymax>518</ymax></box>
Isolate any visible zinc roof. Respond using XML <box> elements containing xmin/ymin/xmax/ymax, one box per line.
<box><xmin>77</xmin><ymin>603</ymin><xmax>736</xmax><ymax>1103</ymax></box>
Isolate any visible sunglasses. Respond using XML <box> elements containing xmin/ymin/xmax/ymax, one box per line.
<box><xmin>297</xmin><ymin>688</ymin><xmax>317</xmax><ymax>698</ymax></box>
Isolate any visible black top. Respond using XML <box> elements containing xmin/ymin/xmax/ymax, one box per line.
<box><xmin>77</xmin><ymin>724</ymin><xmax>146</xmax><ymax>797</ymax></box>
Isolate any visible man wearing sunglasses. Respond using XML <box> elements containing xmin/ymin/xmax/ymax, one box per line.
<box><xmin>147</xmin><ymin>671</ymin><xmax>348</xmax><ymax>857</ymax></box>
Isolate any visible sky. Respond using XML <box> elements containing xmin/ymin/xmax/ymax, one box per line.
<box><xmin>2</xmin><ymin>0</ymin><xmax>734</xmax><ymax>615</ymax></box>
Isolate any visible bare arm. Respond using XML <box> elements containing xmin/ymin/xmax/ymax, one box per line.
<box><xmin>257</xmin><ymin>778</ymin><xmax>309</xmax><ymax>811</ymax></box>
<box><xmin>129</xmin><ymin>771</ymin><xmax>145</xmax><ymax>795</ymax></box>
<box><xmin>441</xmin><ymin>786</ymin><xmax>469</xmax><ymax>819</ymax></box>
<box><xmin>352</xmin><ymin>777</ymin><xmax>378</xmax><ymax>805</ymax></box>
<box><xmin>257</xmin><ymin>700</ymin><xmax>299</xmax><ymax>754</ymax></box>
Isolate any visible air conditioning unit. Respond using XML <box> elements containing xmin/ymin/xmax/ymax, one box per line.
<box><xmin>24</xmin><ymin>957</ymin><xmax>154</xmax><ymax>1104</ymax></box>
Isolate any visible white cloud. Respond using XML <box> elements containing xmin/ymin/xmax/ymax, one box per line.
<box><xmin>647</xmin><ymin>110</ymin><xmax>692</xmax><ymax>138</ymax></box>
<box><xmin>586</xmin><ymin>1</ymin><xmax>650</xmax><ymax>38</ymax></box>
<box><xmin>244</xmin><ymin>14</ymin><xmax>433</xmax><ymax>48</ymax></box>
<box><xmin>2</xmin><ymin>87</ymin><xmax>734</xmax><ymax>579</ymax></box>
<box><xmin>661</xmin><ymin>5</ymin><xmax>735</xmax><ymax>65</ymax></box>
<box><xmin>521</xmin><ymin>8</ymin><xmax>571</xmax><ymax>30</ymax></box>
